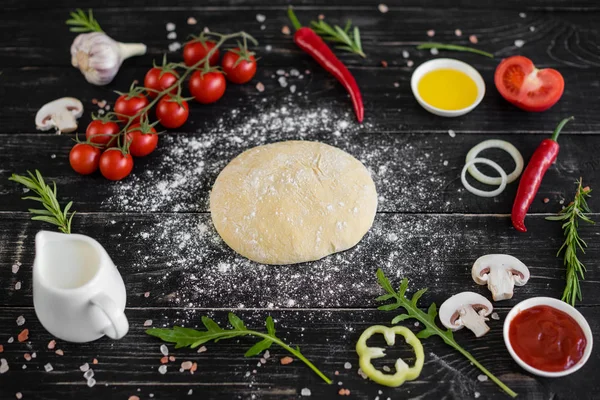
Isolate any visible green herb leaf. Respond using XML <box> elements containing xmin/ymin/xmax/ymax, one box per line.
<box><xmin>417</xmin><ymin>42</ymin><xmax>494</xmax><ymax>58</ymax></box>
<box><xmin>546</xmin><ymin>179</ymin><xmax>593</xmax><ymax>305</ymax></box>
<box><xmin>66</xmin><ymin>8</ymin><xmax>103</xmax><ymax>33</ymax></box>
<box><xmin>9</xmin><ymin>170</ymin><xmax>75</xmax><ymax>234</ymax></box>
<box><xmin>146</xmin><ymin>312</ymin><xmax>332</xmax><ymax>384</ymax></box>
<box><xmin>310</xmin><ymin>19</ymin><xmax>366</xmax><ymax>57</ymax></box>
<box><xmin>375</xmin><ymin>269</ymin><xmax>517</xmax><ymax>398</ymax></box>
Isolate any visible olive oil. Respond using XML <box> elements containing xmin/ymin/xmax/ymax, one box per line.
<box><xmin>417</xmin><ymin>69</ymin><xmax>478</xmax><ymax>110</ymax></box>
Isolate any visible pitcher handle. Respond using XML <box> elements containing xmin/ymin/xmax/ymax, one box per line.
<box><xmin>90</xmin><ymin>293</ymin><xmax>129</xmax><ymax>340</ymax></box>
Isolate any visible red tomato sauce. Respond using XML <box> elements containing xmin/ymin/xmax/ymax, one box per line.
<box><xmin>508</xmin><ymin>305</ymin><xmax>587</xmax><ymax>372</ymax></box>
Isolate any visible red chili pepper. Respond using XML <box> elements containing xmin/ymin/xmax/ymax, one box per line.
<box><xmin>512</xmin><ymin>116</ymin><xmax>574</xmax><ymax>232</ymax></box>
<box><xmin>288</xmin><ymin>8</ymin><xmax>364</xmax><ymax>123</ymax></box>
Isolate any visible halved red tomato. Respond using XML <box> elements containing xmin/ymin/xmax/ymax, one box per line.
<box><xmin>494</xmin><ymin>56</ymin><xmax>564</xmax><ymax>112</ymax></box>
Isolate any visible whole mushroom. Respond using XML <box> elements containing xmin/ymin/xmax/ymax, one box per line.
<box><xmin>35</xmin><ymin>97</ymin><xmax>84</xmax><ymax>134</ymax></box>
<box><xmin>471</xmin><ymin>254</ymin><xmax>530</xmax><ymax>301</ymax></box>
<box><xmin>439</xmin><ymin>292</ymin><xmax>493</xmax><ymax>337</ymax></box>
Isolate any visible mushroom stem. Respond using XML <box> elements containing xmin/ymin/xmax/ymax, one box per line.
<box><xmin>487</xmin><ymin>268</ymin><xmax>517</xmax><ymax>301</ymax></box>
<box><xmin>118</xmin><ymin>42</ymin><xmax>147</xmax><ymax>60</ymax></box>
<box><xmin>459</xmin><ymin>306</ymin><xmax>490</xmax><ymax>338</ymax></box>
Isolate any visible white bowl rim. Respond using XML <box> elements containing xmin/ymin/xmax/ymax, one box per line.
<box><xmin>503</xmin><ymin>296</ymin><xmax>593</xmax><ymax>378</ymax></box>
<box><xmin>410</xmin><ymin>58</ymin><xmax>486</xmax><ymax>117</ymax></box>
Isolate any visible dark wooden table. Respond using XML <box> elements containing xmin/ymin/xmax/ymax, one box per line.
<box><xmin>1</xmin><ymin>1</ymin><xmax>599</xmax><ymax>399</ymax></box>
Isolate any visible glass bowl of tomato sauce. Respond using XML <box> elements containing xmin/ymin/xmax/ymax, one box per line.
<box><xmin>504</xmin><ymin>297</ymin><xmax>593</xmax><ymax>377</ymax></box>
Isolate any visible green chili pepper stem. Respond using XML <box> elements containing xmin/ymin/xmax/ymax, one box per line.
<box><xmin>550</xmin><ymin>116</ymin><xmax>575</xmax><ymax>142</ymax></box>
<box><xmin>288</xmin><ymin>7</ymin><xmax>303</xmax><ymax>31</ymax></box>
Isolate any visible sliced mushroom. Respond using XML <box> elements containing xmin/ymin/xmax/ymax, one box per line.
<box><xmin>472</xmin><ymin>254</ymin><xmax>530</xmax><ymax>301</ymax></box>
<box><xmin>35</xmin><ymin>97</ymin><xmax>84</xmax><ymax>134</ymax></box>
<box><xmin>439</xmin><ymin>292</ymin><xmax>493</xmax><ymax>338</ymax></box>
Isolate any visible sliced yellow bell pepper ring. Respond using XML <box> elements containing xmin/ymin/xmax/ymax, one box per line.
<box><xmin>355</xmin><ymin>325</ymin><xmax>425</xmax><ymax>387</ymax></box>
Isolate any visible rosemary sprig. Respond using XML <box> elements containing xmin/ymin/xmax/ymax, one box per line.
<box><xmin>147</xmin><ymin>313</ymin><xmax>332</xmax><ymax>384</ymax></box>
<box><xmin>417</xmin><ymin>43</ymin><xmax>494</xmax><ymax>58</ymax></box>
<box><xmin>9</xmin><ymin>170</ymin><xmax>75</xmax><ymax>234</ymax></box>
<box><xmin>310</xmin><ymin>19</ymin><xmax>366</xmax><ymax>57</ymax></box>
<box><xmin>375</xmin><ymin>269</ymin><xmax>517</xmax><ymax>398</ymax></box>
<box><xmin>546</xmin><ymin>179</ymin><xmax>594</xmax><ymax>306</ymax></box>
<box><xmin>66</xmin><ymin>8</ymin><xmax>103</xmax><ymax>33</ymax></box>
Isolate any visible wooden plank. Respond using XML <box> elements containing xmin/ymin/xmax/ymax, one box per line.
<box><xmin>5</xmin><ymin>0</ymin><xmax>600</xmax><ymax>11</ymax></box>
<box><xmin>1</xmin><ymin>132</ymin><xmax>598</xmax><ymax>214</ymax></box>
<box><xmin>1</xmin><ymin>7</ymin><xmax>599</xmax><ymax>68</ymax></box>
<box><xmin>1</xmin><ymin>212</ymin><xmax>599</xmax><ymax>308</ymax></box>
<box><xmin>0</xmin><ymin>307</ymin><xmax>598</xmax><ymax>399</ymax></box>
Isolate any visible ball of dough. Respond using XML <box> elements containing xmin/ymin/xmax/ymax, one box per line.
<box><xmin>210</xmin><ymin>141</ymin><xmax>378</xmax><ymax>265</ymax></box>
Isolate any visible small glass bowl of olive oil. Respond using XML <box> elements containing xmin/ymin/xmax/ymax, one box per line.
<box><xmin>411</xmin><ymin>58</ymin><xmax>485</xmax><ymax>117</ymax></box>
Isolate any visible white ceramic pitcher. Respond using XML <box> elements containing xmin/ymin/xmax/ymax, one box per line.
<box><xmin>33</xmin><ymin>231</ymin><xmax>129</xmax><ymax>342</ymax></box>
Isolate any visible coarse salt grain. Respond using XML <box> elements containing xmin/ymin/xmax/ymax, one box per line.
<box><xmin>12</xmin><ymin>264</ymin><xmax>19</xmax><ymax>274</ymax></box>
<box><xmin>475</xmin><ymin>392</ymin><xmax>481</xmax><ymax>398</ymax></box>
<box><xmin>16</xmin><ymin>316</ymin><xmax>25</xmax><ymax>326</ymax></box>
<box><xmin>301</xmin><ymin>388</ymin><xmax>311</xmax><ymax>396</ymax></box>
<box><xmin>260</xmin><ymin>25</ymin><xmax>266</xmax><ymax>31</ymax></box>
<box><xmin>448</xmin><ymin>129</ymin><xmax>456</xmax><ymax>138</ymax></box>
<box><xmin>144</xmin><ymin>320</ymin><xmax>153</xmax><ymax>327</ymax></box>
<box><xmin>530</xmin><ymin>26</ymin><xmax>535</xmax><ymax>32</ymax></box>
<box><xmin>407</xmin><ymin>60</ymin><xmax>414</xmax><ymax>67</ymax></box>
<box><xmin>256</xmin><ymin>82</ymin><xmax>265</xmax><ymax>92</ymax></box>
<box><xmin>129</xmin><ymin>396</ymin><xmax>140</xmax><ymax>400</ymax></box>
<box><xmin>187</xmin><ymin>17</ymin><xmax>197</xmax><ymax>25</ymax></box>
<box><xmin>181</xmin><ymin>361</ymin><xmax>193</xmax><ymax>370</ymax></box>
<box><xmin>188</xmin><ymin>389</ymin><xmax>193</xmax><ymax>395</ymax></box>
<box><xmin>514</xmin><ymin>40</ymin><xmax>525</xmax><ymax>48</ymax></box>
<box><xmin>44</xmin><ymin>363</ymin><xmax>53</xmax><ymax>372</ymax></box>
<box><xmin>169</xmin><ymin>42</ymin><xmax>182</xmax><ymax>52</ymax></box>
<box><xmin>378</xmin><ymin>4</ymin><xmax>389</xmax><ymax>13</ymax></box>
<box><xmin>17</xmin><ymin>329</ymin><xmax>29</xmax><ymax>342</ymax></box>
<box><xmin>16</xmin><ymin>393</ymin><xmax>23</xmax><ymax>399</ymax></box>
<box><xmin>7</xmin><ymin>337</ymin><xmax>14</xmax><ymax>344</ymax></box>
<box><xmin>491</xmin><ymin>312</ymin><xmax>500</xmax><ymax>320</ymax></box>
<box><xmin>80</xmin><ymin>363</ymin><xmax>90</xmax><ymax>372</ymax></box>
<box><xmin>477</xmin><ymin>374</ymin><xmax>488</xmax><ymax>382</ymax></box>
<box><xmin>402</xmin><ymin>50</ymin><xmax>409</xmax><ymax>59</ymax></box>
<box><xmin>256</xmin><ymin>14</ymin><xmax>266</xmax><ymax>23</ymax></box>
<box><xmin>469</xmin><ymin>35</ymin><xmax>478</xmax><ymax>44</ymax></box>
<box><xmin>87</xmin><ymin>378</ymin><xmax>96</xmax><ymax>388</ymax></box>
<box><xmin>93</xmin><ymin>359</ymin><xmax>98</xmax><ymax>364</ymax></box>
<box><xmin>290</xmin><ymin>85</ymin><xmax>296</xmax><ymax>94</ymax></box>
<box><xmin>84</xmin><ymin>369</ymin><xmax>94</xmax><ymax>379</ymax></box>
<box><xmin>159</xmin><ymin>365</ymin><xmax>167</xmax><ymax>374</ymax></box>
<box><xmin>31</xmin><ymin>353</ymin><xmax>36</xmax><ymax>359</ymax></box>
<box><xmin>166</xmin><ymin>22</ymin><xmax>176</xmax><ymax>31</ymax></box>
<box><xmin>344</xmin><ymin>362</ymin><xmax>352</xmax><ymax>369</ymax></box>
<box><xmin>197</xmin><ymin>346</ymin><xmax>207</xmax><ymax>353</ymax></box>
<box><xmin>160</xmin><ymin>344</ymin><xmax>169</xmax><ymax>356</ymax></box>
<box><xmin>519</xmin><ymin>12</ymin><xmax>526</xmax><ymax>18</ymax></box>
<box><xmin>167</xmin><ymin>32</ymin><xmax>177</xmax><ymax>40</ymax></box>
<box><xmin>455</xmin><ymin>29</ymin><xmax>462</xmax><ymax>36</ymax></box>
<box><xmin>55</xmin><ymin>349</ymin><xmax>64</xmax><ymax>356</ymax></box>
<box><xmin>282</xmin><ymin>26</ymin><xmax>290</xmax><ymax>35</ymax></box>
<box><xmin>427</xmin><ymin>29</ymin><xmax>435</xmax><ymax>37</ymax></box>
<box><xmin>144</xmin><ymin>292</ymin><xmax>150</xmax><ymax>298</ymax></box>
<box><xmin>265</xmin><ymin>45</ymin><xmax>272</xmax><ymax>52</ymax></box>
<box><xmin>169</xmin><ymin>356</ymin><xmax>176</xmax><ymax>362</ymax></box>
<box><xmin>48</xmin><ymin>340</ymin><xmax>56</xmax><ymax>349</ymax></box>
<box><xmin>24</xmin><ymin>353</ymin><xmax>31</xmax><ymax>361</ymax></box>
<box><xmin>0</xmin><ymin>359</ymin><xmax>8</xmax><ymax>374</ymax></box>
<box><xmin>430</xmin><ymin>48</ymin><xmax>439</xmax><ymax>55</ymax></box>
<box><xmin>15</xmin><ymin>282</ymin><xmax>22</xmax><ymax>290</ymax></box>
<box><xmin>264</xmin><ymin>350</ymin><xmax>270</xmax><ymax>359</ymax></box>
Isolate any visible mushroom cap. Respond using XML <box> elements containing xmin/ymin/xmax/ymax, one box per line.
<box><xmin>471</xmin><ymin>254</ymin><xmax>530</xmax><ymax>286</ymax></box>
<box><xmin>439</xmin><ymin>291</ymin><xmax>493</xmax><ymax>330</ymax></box>
<box><xmin>35</xmin><ymin>97</ymin><xmax>84</xmax><ymax>131</ymax></box>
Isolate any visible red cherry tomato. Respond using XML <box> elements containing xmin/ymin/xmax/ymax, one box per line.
<box><xmin>221</xmin><ymin>48</ymin><xmax>257</xmax><ymax>84</ymax></box>
<box><xmin>156</xmin><ymin>97</ymin><xmax>189</xmax><ymax>129</ymax></box>
<box><xmin>189</xmin><ymin>71</ymin><xmax>227</xmax><ymax>104</ymax></box>
<box><xmin>69</xmin><ymin>143</ymin><xmax>101</xmax><ymax>175</ymax></box>
<box><xmin>494</xmin><ymin>56</ymin><xmax>564</xmax><ymax>112</ymax></box>
<box><xmin>144</xmin><ymin>67</ymin><xmax>179</xmax><ymax>98</ymax></box>
<box><xmin>114</xmin><ymin>94</ymin><xmax>149</xmax><ymax>122</ymax></box>
<box><xmin>85</xmin><ymin>120</ymin><xmax>120</xmax><ymax>146</ymax></box>
<box><xmin>126</xmin><ymin>124</ymin><xmax>159</xmax><ymax>157</ymax></box>
<box><xmin>183</xmin><ymin>40</ymin><xmax>220</xmax><ymax>67</ymax></box>
<box><xmin>99</xmin><ymin>149</ymin><xmax>134</xmax><ymax>181</ymax></box>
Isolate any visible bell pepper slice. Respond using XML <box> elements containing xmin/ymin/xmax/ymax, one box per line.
<box><xmin>355</xmin><ymin>325</ymin><xmax>424</xmax><ymax>387</ymax></box>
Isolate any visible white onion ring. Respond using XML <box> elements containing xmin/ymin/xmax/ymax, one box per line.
<box><xmin>465</xmin><ymin>140</ymin><xmax>523</xmax><ymax>185</ymax></box>
<box><xmin>461</xmin><ymin>158</ymin><xmax>507</xmax><ymax>197</ymax></box>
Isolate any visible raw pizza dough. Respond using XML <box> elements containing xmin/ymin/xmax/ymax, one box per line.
<box><xmin>210</xmin><ymin>140</ymin><xmax>378</xmax><ymax>265</ymax></box>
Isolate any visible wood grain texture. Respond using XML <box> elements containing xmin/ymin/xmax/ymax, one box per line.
<box><xmin>0</xmin><ymin>307</ymin><xmax>598</xmax><ymax>400</ymax></box>
<box><xmin>1</xmin><ymin>212</ymin><xmax>599</xmax><ymax>309</ymax></box>
<box><xmin>0</xmin><ymin>0</ymin><xmax>599</xmax><ymax>399</ymax></box>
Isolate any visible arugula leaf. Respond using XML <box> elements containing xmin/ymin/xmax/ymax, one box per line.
<box><xmin>147</xmin><ymin>312</ymin><xmax>332</xmax><ymax>384</ymax></box>
<box><xmin>375</xmin><ymin>269</ymin><xmax>517</xmax><ymax>398</ymax></box>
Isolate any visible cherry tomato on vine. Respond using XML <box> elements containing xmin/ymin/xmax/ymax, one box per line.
<box><xmin>156</xmin><ymin>97</ymin><xmax>189</xmax><ymax>129</ymax></box>
<box><xmin>221</xmin><ymin>48</ymin><xmax>257</xmax><ymax>84</ymax></box>
<box><xmin>183</xmin><ymin>40</ymin><xmax>220</xmax><ymax>67</ymax></box>
<box><xmin>69</xmin><ymin>143</ymin><xmax>101</xmax><ymax>175</ymax></box>
<box><xmin>144</xmin><ymin>67</ymin><xmax>179</xmax><ymax>98</ymax></box>
<box><xmin>494</xmin><ymin>56</ymin><xmax>564</xmax><ymax>112</ymax></box>
<box><xmin>99</xmin><ymin>149</ymin><xmax>134</xmax><ymax>181</ymax></box>
<box><xmin>126</xmin><ymin>124</ymin><xmax>159</xmax><ymax>157</ymax></box>
<box><xmin>189</xmin><ymin>71</ymin><xmax>227</xmax><ymax>104</ymax></box>
<box><xmin>114</xmin><ymin>94</ymin><xmax>149</xmax><ymax>122</ymax></box>
<box><xmin>85</xmin><ymin>120</ymin><xmax>120</xmax><ymax>146</ymax></box>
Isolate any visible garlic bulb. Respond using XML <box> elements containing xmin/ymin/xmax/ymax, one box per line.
<box><xmin>70</xmin><ymin>32</ymin><xmax>146</xmax><ymax>86</ymax></box>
